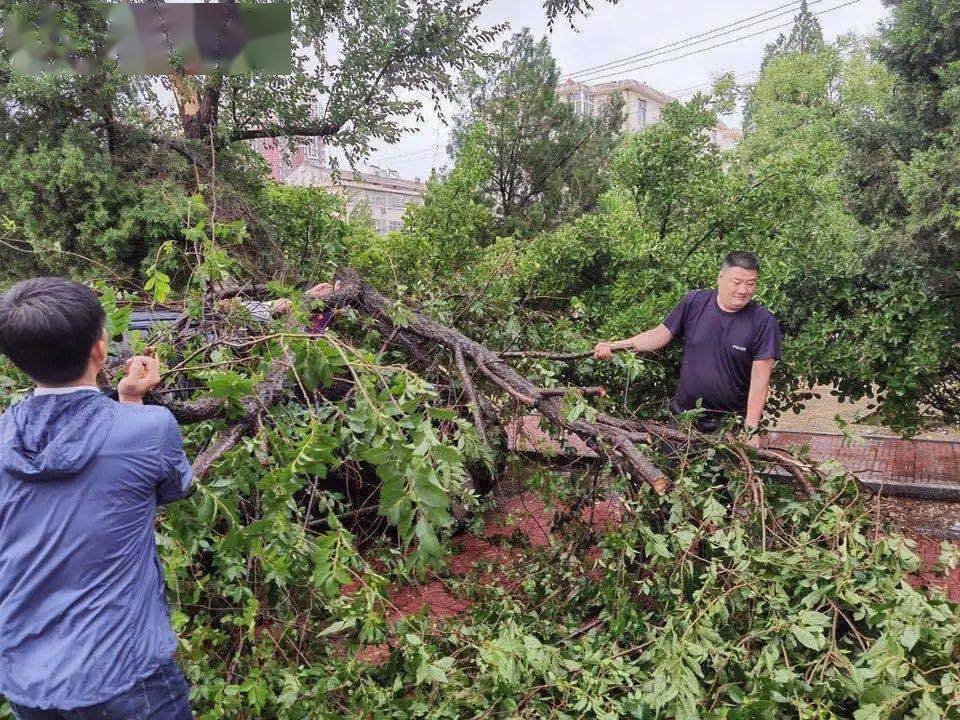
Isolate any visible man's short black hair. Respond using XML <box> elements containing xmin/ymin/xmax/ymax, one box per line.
<box><xmin>721</xmin><ymin>251</ymin><xmax>760</xmax><ymax>273</ymax></box>
<box><xmin>0</xmin><ymin>277</ymin><xmax>106</xmax><ymax>384</ymax></box>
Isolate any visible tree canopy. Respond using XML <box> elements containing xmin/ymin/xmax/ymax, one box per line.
<box><xmin>452</xmin><ymin>29</ymin><xmax>624</xmax><ymax>238</ymax></box>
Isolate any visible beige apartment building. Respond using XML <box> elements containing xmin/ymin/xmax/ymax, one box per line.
<box><xmin>251</xmin><ymin>136</ymin><xmax>426</xmax><ymax>234</ymax></box>
<box><xmin>282</xmin><ymin>161</ymin><xmax>426</xmax><ymax>234</ymax></box>
<box><xmin>557</xmin><ymin>78</ymin><xmax>742</xmax><ymax>150</ymax></box>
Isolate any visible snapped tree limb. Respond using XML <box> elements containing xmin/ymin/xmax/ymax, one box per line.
<box><xmin>139</xmin><ymin>266</ymin><xmax>818</xmax><ymax>498</ymax></box>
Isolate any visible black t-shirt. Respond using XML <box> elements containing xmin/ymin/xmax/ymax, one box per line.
<box><xmin>663</xmin><ymin>289</ymin><xmax>781</xmax><ymax>417</ymax></box>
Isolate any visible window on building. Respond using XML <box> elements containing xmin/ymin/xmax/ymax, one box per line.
<box><xmin>637</xmin><ymin>99</ymin><xmax>647</xmax><ymax>125</ymax></box>
<box><xmin>367</xmin><ymin>190</ymin><xmax>388</xmax><ymax>209</ymax></box>
<box><xmin>388</xmin><ymin>221</ymin><xmax>403</xmax><ymax>232</ymax></box>
<box><xmin>571</xmin><ymin>90</ymin><xmax>594</xmax><ymax>116</ymax></box>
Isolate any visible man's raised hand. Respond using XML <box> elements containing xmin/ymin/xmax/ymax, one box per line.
<box><xmin>118</xmin><ymin>355</ymin><xmax>161</xmax><ymax>404</ymax></box>
<box><xmin>593</xmin><ymin>341</ymin><xmax>614</xmax><ymax>361</ymax></box>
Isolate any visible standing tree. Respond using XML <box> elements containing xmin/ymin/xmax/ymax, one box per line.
<box><xmin>761</xmin><ymin>0</ymin><xmax>826</xmax><ymax>68</ymax></box>
<box><xmin>843</xmin><ymin>0</ymin><xmax>960</xmax><ymax>421</ymax></box>
<box><xmin>744</xmin><ymin>0</ymin><xmax>827</xmax><ymax>133</ymax></box>
<box><xmin>0</xmin><ymin>0</ymin><xmax>504</xmax><ymax>279</ymax></box>
<box><xmin>451</xmin><ymin>29</ymin><xmax>624</xmax><ymax>238</ymax></box>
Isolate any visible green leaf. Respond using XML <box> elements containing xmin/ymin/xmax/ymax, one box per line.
<box><xmin>899</xmin><ymin>624</ymin><xmax>920</xmax><ymax>651</ymax></box>
<box><xmin>319</xmin><ymin>618</ymin><xmax>356</xmax><ymax>637</ymax></box>
<box><xmin>791</xmin><ymin>625</ymin><xmax>823</xmax><ymax>651</ymax></box>
<box><xmin>415</xmin><ymin>518</ymin><xmax>441</xmax><ymax>559</ymax></box>
<box><xmin>144</xmin><ymin>269</ymin><xmax>171</xmax><ymax>303</ymax></box>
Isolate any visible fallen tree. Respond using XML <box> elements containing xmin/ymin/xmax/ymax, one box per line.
<box><xmin>127</xmin><ymin>267</ymin><xmax>820</xmax><ymax>505</ymax></box>
<box><xmin>3</xmin><ymin>267</ymin><xmax>959</xmax><ymax>719</ymax></box>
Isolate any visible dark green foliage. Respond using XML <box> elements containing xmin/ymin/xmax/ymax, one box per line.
<box><xmin>452</xmin><ymin>30</ymin><xmax>624</xmax><ymax>238</ymax></box>
<box><xmin>374</xmin><ymin>52</ymin><xmax>950</xmax><ymax>432</ymax></box>
<box><xmin>0</xmin><ymin>0</ymin><xmax>505</xmax><ymax>280</ymax></box>
<box><xmin>254</xmin><ymin>185</ymin><xmax>357</xmax><ymax>283</ymax></box>
<box><xmin>761</xmin><ymin>0</ymin><xmax>827</xmax><ymax>69</ymax></box>
<box><xmin>843</xmin><ymin>0</ymin><xmax>960</xmax><ymax>420</ymax></box>
<box><xmin>0</xmin><ymin>136</ymin><xmax>188</xmax><ymax>282</ymax></box>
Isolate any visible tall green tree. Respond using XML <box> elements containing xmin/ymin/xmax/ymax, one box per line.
<box><xmin>761</xmin><ymin>0</ymin><xmax>826</xmax><ymax>68</ymax></box>
<box><xmin>843</xmin><ymin>0</ymin><xmax>960</xmax><ymax>420</ymax></box>
<box><xmin>744</xmin><ymin>0</ymin><xmax>827</xmax><ymax>133</ymax></box>
<box><xmin>451</xmin><ymin>29</ymin><xmax>624</xmax><ymax>238</ymax></box>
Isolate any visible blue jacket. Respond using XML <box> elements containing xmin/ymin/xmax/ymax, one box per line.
<box><xmin>0</xmin><ymin>390</ymin><xmax>193</xmax><ymax>710</ymax></box>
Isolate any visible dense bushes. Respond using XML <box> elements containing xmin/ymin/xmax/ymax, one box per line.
<box><xmin>0</xmin><ymin>137</ymin><xmax>189</xmax><ymax>282</ymax></box>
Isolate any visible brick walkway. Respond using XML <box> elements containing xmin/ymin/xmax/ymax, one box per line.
<box><xmin>506</xmin><ymin>416</ymin><xmax>960</xmax><ymax>500</ymax></box>
<box><xmin>767</xmin><ymin>431</ymin><xmax>960</xmax><ymax>500</ymax></box>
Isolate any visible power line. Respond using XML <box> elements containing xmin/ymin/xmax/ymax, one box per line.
<box><xmin>569</xmin><ymin>0</ymin><xmax>842</xmax><ymax>83</ymax></box>
<box><xmin>571</xmin><ymin>0</ymin><xmax>861</xmax><ymax>85</ymax></box>
<box><xmin>370</xmin><ymin>148</ymin><xmax>445</xmax><ymax>166</ymax></box>
<box><xmin>368</xmin><ymin>0</ymin><xmax>857</xmax><ymax>173</ymax></box>
<box><xmin>381</xmin><ymin>152</ymin><xmax>449</xmax><ymax>169</ymax></box>
<box><xmin>369</xmin><ymin>143</ymin><xmax>444</xmax><ymax>163</ymax></box>
<box><xmin>564</xmin><ymin>0</ymin><xmax>817</xmax><ymax>80</ymax></box>
<box><xmin>668</xmin><ymin>68</ymin><xmax>759</xmax><ymax>98</ymax></box>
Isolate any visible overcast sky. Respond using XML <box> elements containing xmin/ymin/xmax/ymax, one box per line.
<box><xmin>357</xmin><ymin>0</ymin><xmax>890</xmax><ymax>180</ymax></box>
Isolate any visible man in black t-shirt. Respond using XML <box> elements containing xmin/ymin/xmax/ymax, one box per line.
<box><xmin>593</xmin><ymin>251</ymin><xmax>781</xmax><ymax>447</ymax></box>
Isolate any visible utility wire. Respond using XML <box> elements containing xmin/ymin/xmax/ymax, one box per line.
<box><xmin>571</xmin><ymin>0</ymin><xmax>861</xmax><ymax>85</ymax></box>
<box><xmin>366</xmin><ymin>0</ymin><xmax>858</xmax><ymax>171</ymax></box>
<box><xmin>564</xmin><ymin>0</ymin><xmax>821</xmax><ymax>79</ymax></box>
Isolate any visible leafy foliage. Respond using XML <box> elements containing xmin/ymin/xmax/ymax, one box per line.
<box><xmin>298</xmin><ymin>460</ymin><xmax>960</xmax><ymax>719</ymax></box>
<box><xmin>358</xmin><ymin>49</ymin><xmax>950</xmax><ymax>432</ymax></box>
<box><xmin>0</xmin><ymin>136</ymin><xmax>189</xmax><ymax>282</ymax></box>
<box><xmin>452</xmin><ymin>29</ymin><xmax>624</xmax><ymax>237</ymax></box>
<box><xmin>348</xmin><ymin>124</ymin><xmax>495</xmax><ymax>290</ymax></box>
<box><xmin>124</xmin><ymin>431</ymin><xmax>960</xmax><ymax>717</ymax></box>
<box><xmin>843</xmin><ymin>0</ymin><xmax>960</xmax><ymax>420</ymax></box>
<box><xmin>761</xmin><ymin>0</ymin><xmax>826</xmax><ymax>68</ymax></box>
<box><xmin>1</xmin><ymin>4</ymin><xmax>959</xmax><ymax>719</ymax></box>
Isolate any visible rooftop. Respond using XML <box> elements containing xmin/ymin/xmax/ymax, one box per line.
<box><xmin>558</xmin><ymin>77</ymin><xmax>676</xmax><ymax>104</ymax></box>
<box><xmin>283</xmin><ymin>164</ymin><xmax>426</xmax><ymax>194</ymax></box>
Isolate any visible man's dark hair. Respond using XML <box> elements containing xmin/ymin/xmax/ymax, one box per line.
<box><xmin>0</xmin><ymin>278</ymin><xmax>106</xmax><ymax>384</ymax></box>
<box><xmin>721</xmin><ymin>251</ymin><xmax>760</xmax><ymax>273</ymax></box>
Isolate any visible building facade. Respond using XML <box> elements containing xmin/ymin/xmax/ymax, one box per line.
<box><xmin>251</xmin><ymin>136</ymin><xmax>325</xmax><ymax>182</ymax></box>
<box><xmin>252</xmin><ymin>137</ymin><xmax>426</xmax><ymax>233</ymax></box>
<box><xmin>282</xmin><ymin>162</ymin><xmax>426</xmax><ymax>234</ymax></box>
<box><xmin>557</xmin><ymin>78</ymin><xmax>742</xmax><ymax>150</ymax></box>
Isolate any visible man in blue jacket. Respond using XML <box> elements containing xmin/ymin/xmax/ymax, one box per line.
<box><xmin>0</xmin><ymin>278</ymin><xmax>194</xmax><ymax>719</ymax></box>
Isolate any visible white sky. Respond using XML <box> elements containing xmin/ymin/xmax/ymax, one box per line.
<box><xmin>356</xmin><ymin>0</ymin><xmax>890</xmax><ymax>180</ymax></box>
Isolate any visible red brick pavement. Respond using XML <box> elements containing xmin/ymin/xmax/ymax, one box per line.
<box><xmin>506</xmin><ymin>416</ymin><xmax>960</xmax><ymax>498</ymax></box>
<box><xmin>909</xmin><ymin>535</ymin><xmax>960</xmax><ymax>602</ymax></box>
<box><xmin>766</xmin><ymin>431</ymin><xmax>960</xmax><ymax>499</ymax></box>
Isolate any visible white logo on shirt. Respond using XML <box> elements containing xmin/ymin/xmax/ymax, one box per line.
<box><xmin>732</xmin><ymin>345</ymin><xmax>747</xmax><ymax>352</ymax></box>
